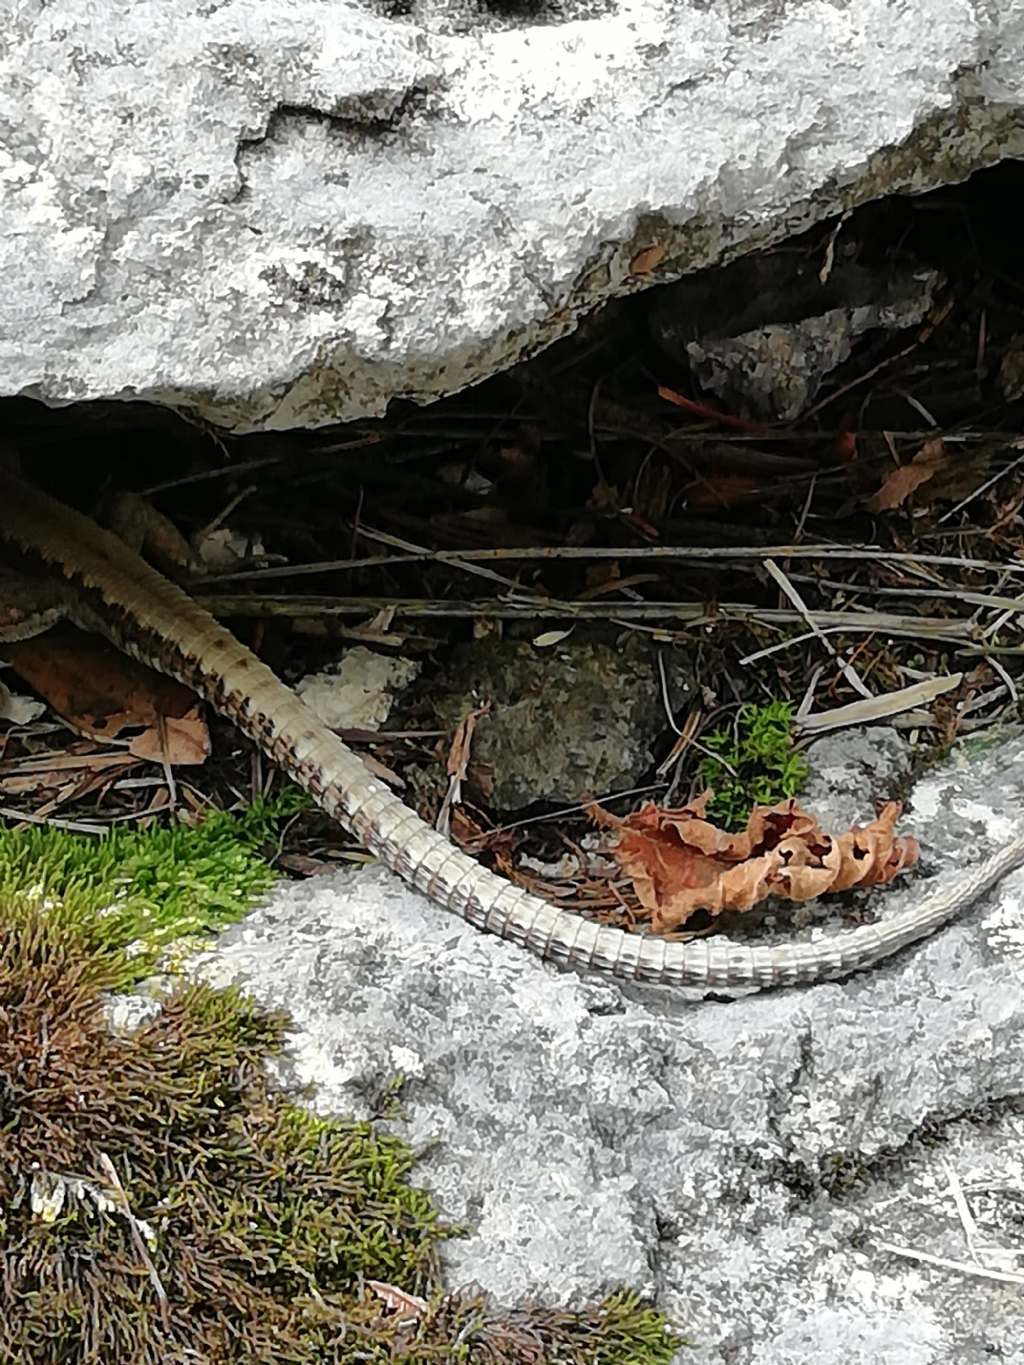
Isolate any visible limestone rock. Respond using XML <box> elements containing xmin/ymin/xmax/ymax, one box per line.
<box><xmin>193</xmin><ymin>730</ymin><xmax>1024</xmax><ymax>1362</ymax></box>
<box><xmin>4</xmin><ymin>0</ymin><xmax>1023</xmax><ymax>430</ymax></box>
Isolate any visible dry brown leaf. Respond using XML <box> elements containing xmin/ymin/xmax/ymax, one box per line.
<box><xmin>591</xmin><ymin>794</ymin><xmax>919</xmax><ymax>933</ymax></box>
<box><xmin>657</xmin><ymin>385</ymin><xmax>768</xmax><ymax>433</ymax></box>
<box><xmin>5</xmin><ymin>627</ymin><xmax>210</xmax><ymax>765</ymax></box>
<box><xmin>833</xmin><ymin>428</ymin><xmax>858</xmax><ymax>463</ymax></box>
<box><xmin>435</xmin><ymin>702</ymin><xmax>491</xmax><ymax>836</ymax></box>
<box><xmin>630</xmin><ymin>243</ymin><xmax>666</xmax><ymax>275</ymax></box>
<box><xmin>864</xmin><ymin>437</ymin><xmax>947</xmax><ymax>512</ymax></box>
<box><xmin>129</xmin><ymin>712</ymin><xmax>211</xmax><ymax>766</ymax></box>
<box><xmin>450</xmin><ymin>805</ymin><xmax>496</xmax><ymax>855</ymax></box>
<box><xmin>446</xmin><ymin>703</ymin><xmax>490</xmax><ymax>781</ymax></box>
<box><xmin>684</xmin><ymin>474</ymin><xmax>764</xmax><ymax>511</ymax></box>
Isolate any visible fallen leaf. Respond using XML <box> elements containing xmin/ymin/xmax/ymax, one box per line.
<box><xmin>4</xmin><ymin>627</ymin><xmax>210</xmax><ymax>765</ymax></box>
<box><xmin>833</xmin><ymin>428</ymin><xmax>858</xmax><ymax>463</ymax></box>
<box><xmin>657</xmin><ymin>385</ymin><xmax>768</xmax><ymax>433</ymax></box>
<box><xmin>591</xmin><ymin>794</ymin><xmax>919</xmax><ymax>932</ymax></box>
<box><xmin>129</xmin><ymin>712</ymin><xmax>211</xmax><ymax>766</ymax></box>
<box><xmin>446</xmin><ymin>704</ymin><xmax>489</xmax><ymax>781</ymax></box>
<box><xmin>864</xmin><ymin>437</ymin><xmax>947</xmax><ymax>512</ymax></box>
<box><xmin>630</xmin><ymin>243</ymin><xmax>666</xmax><ymax>275</ymax></box>
<box><xmin>532</xmin><ymin>629</ymin><xmax>573</xmax><ymax>648</ymax></box>
<box><xmin>684</xmin><ymin>474</ymin><xmax>764</xmax><ymax>511</ymax></box>
<box><xmin>435</xmin><ymin>702</ymin><xmax>491</xmax><ymax>836</ymax></box>
<box><xmin>796</xmin><ymin>674</ymin><xmax>963</xmax><ymax>734</ymax></box>
<box><xmin>577</xmin><ymin>572</ymin><xmax>661</xmax><ymax>601</ymax></box>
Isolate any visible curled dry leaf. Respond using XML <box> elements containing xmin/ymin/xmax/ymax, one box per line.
<box><xmin>591</xmin><ymin>793</ymin><xmax>919</xmax><ymax>933</ymax></box>
<box><xmin>436</xmin><ymin>702</ymin><xmax>491</xmax><ymax>837</ymax></box>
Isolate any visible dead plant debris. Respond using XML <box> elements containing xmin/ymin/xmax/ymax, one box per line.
<box><xmin>863</xmin><ymin>435</ymin><xmax>950</xmax><ymax>512</ymax></box>
<box><xmin>5</xmin><ymin>627</ymin><xmax>209</xmax><ymax>763</ymax></box>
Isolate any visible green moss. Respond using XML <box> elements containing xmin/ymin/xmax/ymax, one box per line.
<box><xmin>0</xmin><ymin>793</ymin><xmax>306</xmax><ymax>981</ymax></box>
<box><xmin>699</xmin><ymin>700</ymin><xmax>808</xmax><ymax>830</ymax></box>
<box><xmin>0</xmin><ymin>901</ymin><xmax>449</xmax><ymax>1362</ymax></box>
<box><xmin>0</xmin><ymin>818</ymin><xmax>683</xmax><ymax>1362</ymax></box>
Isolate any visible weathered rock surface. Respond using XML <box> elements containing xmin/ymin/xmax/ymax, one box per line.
<box><xmin>3</xmin><ymin>0</ymin><xmax>1023</xmax><ymax>431</ymax></box>
<box><xmin>427</xmin><ymin>638</ymin><xmax>689</xmax><ymax>811</ymax></box>
<box><xmin>192</xmin><ymin>729</ymin><xmax>1024</xmax><ymax>1363</ymax></box>
<box><xmin>800</xmin><ymin>725</ymin><xmax>915</xmax><ymax>832</ymax></box>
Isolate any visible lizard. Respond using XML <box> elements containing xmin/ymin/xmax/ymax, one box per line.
<box><xmin>2</xmin><ymin>465</ymin><xmax>1023</xmax><ymax>996</ymax></box>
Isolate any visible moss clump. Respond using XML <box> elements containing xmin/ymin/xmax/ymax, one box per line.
<box><xmin>0</xmin><ymin>794</ymin><xmax>306</xmax><ymax>981</ymax></box>
<box><xmin>0</xmin><ymin>902</ymin><xmax>449</xmax><ymax>1362</ymax></box>
<box><xmin>397</xmin><ymin>1288</ymin><xmax>684</xmax><ymax>1362</ymax></box>
<box><xmin>0</xmin><ymin>837</ymin><xmax>682</xmax><ymax>1362</ymax></box>
<box><xmin>699</xmin><ymin>700</ymin><xmax>808</xmax><ymax>830</ymax></box>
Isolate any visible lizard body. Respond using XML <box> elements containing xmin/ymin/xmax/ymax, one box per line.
<box><xmin>2</xmin><ymin>468</ymin><xmax>1022</xmax><ymax>994</ymax></box>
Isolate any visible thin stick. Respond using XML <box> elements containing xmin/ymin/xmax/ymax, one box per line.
<box><xmin>348</xmin><ymin>524</ymin><xmax>545</xmax><ymax>597</ymax></box>
<box><xmin>196</xmin><ymin>543</ymin><xmax>1024</xmax><ymax>586</ymax></box>
<box><xmin>800</xmin><ymin>298</ymin><xmax>952</xmax><ymax>422</ymax></box>
<box><xmin>792</xmin><ymin>473</ymin><xmax>817</xmax><ymax>543</ymax></box>
<box><xmin>97</xmin><ymin>1152</ymin><xmax>171</xmax><ymax>1327</ymax></box>
<box><xmin>786</xmin><ymin>574</ymin><xmax>1024</xmax><ymax>616</ymax></box>
<box><xmin>763</xmin><ymin>558</ymin><xmax>871</xmax><ymax>698</ymax></box>
<box><xmin>0</xmin><ymin>806</ymin><xmax>110</xmax><ymax>834</ymax></box>
<box><xmin>936</xmin><ymin>440</ymin><xmax>1024</xmax><ymax>525</ymax></box>
<box><xmin>196</xmin><ymin>594</ymin><xmax>979</xmax><ymax>631</ymax></box>
<box><xmin>484</xmin><ymin>783</ymin><xmax>669</xmax><ymax>838</ymax></box>
<box><xmin>983</xmin><ymin>654</ymin><xmax>1019</xmax><ymax>704</ymax></box>
<box><xmin>943</xmin><ymin>1160</ymin><xmax>981</xmax><ymax>1264</ymax></box>
<box><xmin>874</xmin><ymin>1240</ymin><xmax>1024</xmax><ymax>1286</ymax></box>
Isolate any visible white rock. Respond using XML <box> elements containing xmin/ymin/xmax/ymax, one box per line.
<box><xmin>295</xmin><ymin>645</ymin><xmax>419</xmax><ymax>729</ymax></box>
<box><xmin>3</xmin><ymin>0</ymin><xmax>1022</xmax><ymax>430</ymax></box>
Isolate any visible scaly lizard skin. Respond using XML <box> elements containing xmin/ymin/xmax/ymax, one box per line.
<box><xmin>2</xmin><ymin>468</ymin><xmax>1023</xmax><ymax>994</ymax></box>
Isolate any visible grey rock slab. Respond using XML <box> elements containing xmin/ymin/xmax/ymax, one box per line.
<box><xmin>800</xmin><ymin>725</ymin><xmax>914</xmax><ymax>832</ymax></box>
<box><xmin>3</xmin><ymin>0</ymin><xmax>1024</xmax><ymax>430</ymax></box>
<box><xmin>191</xmin><ymin>732</ymin><xmax>1024</xmax><ymax>1362</ymax></box>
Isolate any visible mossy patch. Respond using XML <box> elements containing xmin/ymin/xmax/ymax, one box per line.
<box><xmin>699</xmin><ymin>700</ymin><xmax>808</xmax><ymax>830</ymax></box>
<box><xmin>0</xmin><ymin>902</ymin><xmax>444</xmax><ymax>1361</ymax></box>
<box><xmin>0</xmin><ymin>794</ymin><xmax>307</xmax><ymax>982</ymax></box>
<box><xmin>0</xmin><ymin>819</ymin><xmax>682</xmax><ymax>1363</ymax></box>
